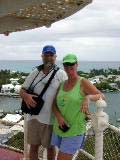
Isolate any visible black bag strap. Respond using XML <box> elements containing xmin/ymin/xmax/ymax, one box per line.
<box><xmin>31</xmin><ymin>65</ymin><xmax>54</xmax><ymax>89</ymax></box>
<box><xmin>26</xmin><ymin>64</ymin><xmax>43</xmax><ymax>90</ymax></box>
<box><xmin>38</xmin><ymin>66</ymin><xmax>59</xmax><ymax>98</ymax></box>
<box><xmin>25</xmin><ymin>64</ymin><xmax>53</xmax><ymax>91</ymax></box>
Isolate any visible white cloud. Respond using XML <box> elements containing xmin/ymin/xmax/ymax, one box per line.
<box><xmin>0</xmin><ymin>0</ymin><xmax>120</xmax><ymax>61</ymax></box>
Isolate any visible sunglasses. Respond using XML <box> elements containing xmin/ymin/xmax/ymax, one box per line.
<box><xmin>63</xmin><ymin>62</ymin><xmax>76</xmax><ymax>66</ymax></box>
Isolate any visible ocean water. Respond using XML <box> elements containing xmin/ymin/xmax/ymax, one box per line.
<box><xmin>0</xmin><ymin>92</ymin><xmax>120</xmax><ymax>126</ymax></box>
<box><xmin>0</xmin><ymin>60</ymin><xmax>120</xmax><ymax>73</ymax></box>
<box><xmin>0</xmin><ymin>60</ymin><xmax>120</xmax><ymax>126</ymax></box>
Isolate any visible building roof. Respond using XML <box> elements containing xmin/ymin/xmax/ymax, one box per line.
<box><xmin>2</xmin><ymin>84</ymin><xmax>14</xmax><ymax>89</ymax></box>
<box><xmin>2</xmin><ymin>114</ymin><xmax>22</xmax><ymax>124</ymax></box>
<box><xmin>0</xmin><ymin>0</ymin><xmax>92</xmax><ymax>35</ymax></box>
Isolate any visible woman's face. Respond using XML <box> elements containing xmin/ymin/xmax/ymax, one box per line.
<box><xmin>63</xmin><ymin>63</ymin><xmax>78</xmax><ymax>77</ymax></box>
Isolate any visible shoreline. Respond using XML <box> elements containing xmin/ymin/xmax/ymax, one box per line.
<box><xmin>0</xmin><ymin>90</ymin><xmax>119</xmax><ymax>98</ymax></box>
<box><xmin>0</xmin><ymin>93</ymin><xmax>20</xmax><ymax>98</ymax></box>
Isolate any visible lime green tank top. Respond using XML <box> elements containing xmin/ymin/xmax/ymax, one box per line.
<box><xmin>53</xmin><ymin>78</ymin><xmax>86</xmax><ymax>137</ymax></box>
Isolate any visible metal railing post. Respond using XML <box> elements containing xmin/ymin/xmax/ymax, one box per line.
<box><xmin>23</xmin><ymin>114</ymin><xmax>29</xmax><ymax>160</ymax></box>
<box><xmin>91</xmin><ymin>98</ymin><xmax>108</xmax><ymax>160</ymax></box>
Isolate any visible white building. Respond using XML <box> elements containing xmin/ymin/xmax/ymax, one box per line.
<box><xmin>1</xmin><ymin>84</ymin><xmax>14</xmax><ymax>94</ymax></box>
<box><xmin>89</xmin><ymin>78</ymin><xmax>100</xmax><ymax>84</ymax></box>
<box><xmin>10</xmin><ymin>78</ymin><xmax>19</xmax><ymax>85</ymax></box>
<box><xmin>115</xmin><ymin>76</ymin><xmax>120</xmax><ymax>82</ymax></box>
<box><xmin>109</xmin><ymin>83</ymin><xmax>118</xmax><ymax>89</ymax></box>
<box><xmin>1</xmin><ymin>84</ymin><xmax>21</xmax><ymax>94</ymax></box>
<box><xmin>21</xmin><ymin>76</ymin><xmax>26</xmax><ymax>79</ymax></box>
<box><xmin>95</xmin><ymin>75</ymin><xmax>106</xmax><ymax>80</ymax></box>
<box><xmin>14</xmin><ymin>85</ymin><xmax>21</xmax><ymax>93</ymax></box>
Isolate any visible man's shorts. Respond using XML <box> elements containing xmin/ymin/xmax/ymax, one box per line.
<box><xmin>51</xmin><ymin>132</ymin><xmax>85</xmax><ymax>155</ymax></box>
<box><xmin>27</xmin><ymin>119</ymin><xmax>53</xmax><ymax>147</ymax></box>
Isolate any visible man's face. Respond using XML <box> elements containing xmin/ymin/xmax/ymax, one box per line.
<box><xmin>41</xmin><ymin>52</ymin><xmax>57</xmax><ymax>66</ymax></box>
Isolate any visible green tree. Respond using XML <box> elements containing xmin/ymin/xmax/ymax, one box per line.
<box><xmin>18</xmin><ymin>78</ymin><xmax>25</xmax><ymax>84</ymax></box>
<box><xmin>10</xmin><ymin>88</ymin><xmax>15</xmax><ymax>93</ymax></box>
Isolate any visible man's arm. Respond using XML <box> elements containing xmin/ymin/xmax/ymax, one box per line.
<box><xmin>20</xmin><ymin>69</ymin><xmax>39</xmax><ymax>108</ymax></box>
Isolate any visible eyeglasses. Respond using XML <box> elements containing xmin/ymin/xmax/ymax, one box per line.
<box><xmin>63</xmin><ymin>62</ymin><xmax>76</xmax><ymax>67</ymax></box>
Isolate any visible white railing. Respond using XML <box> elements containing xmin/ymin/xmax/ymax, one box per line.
<box><xmin>107</xmin><ymin>124</ymin><xmax>120</xmax><ymax>134</ymax></box>
<box><xmin>23</xmin><ymin>114</ymin><xmax>29</xmax><ymax>160</ymax></box>
<box><xmin>92</xmin><ymin>98</ymin><xmax>108</xmax><ymax>160</ymax></box>
<box><xmin>73</xmin><ymin>149</ymin><xmax>95</xmax><ymax>160</ymax></box>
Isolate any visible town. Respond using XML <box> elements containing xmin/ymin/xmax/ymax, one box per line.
<box><xmin>0</xmin><ymin>68</ymin><xmax>120</xmax><ymax>96</ymax></box>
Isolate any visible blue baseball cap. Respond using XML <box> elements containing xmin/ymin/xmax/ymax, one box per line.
<box><xmin>42</xmin><ymin>45</ymin><xmax>56</xmax><ymax>54</ymax></box>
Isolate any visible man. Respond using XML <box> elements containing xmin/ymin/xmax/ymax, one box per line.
<box><xmin>20</xmin><ymin>45</ymin><xmax>67</xmax><ymax>160</ymax></box>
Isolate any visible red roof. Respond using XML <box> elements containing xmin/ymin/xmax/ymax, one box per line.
<box><xmin>0</xmin><ymin>147</ymin><xmax>23</xmax><ymax>160</ymax></box>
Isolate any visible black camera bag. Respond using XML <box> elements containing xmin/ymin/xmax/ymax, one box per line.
<box><xmin>21</xmin><ymin>65</ymin><xmax>59</xmax><ymax>115</ymax></box>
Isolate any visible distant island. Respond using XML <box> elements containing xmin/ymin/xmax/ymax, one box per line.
<box><xmin>0</xmin><ymin>68</ymin><xmax>120</xmax><ymax>95</ymax></box>
<box><xmin>77</xmin><ymin>67</ymin><xmax>120</xmax><ymax>92</ymax></box>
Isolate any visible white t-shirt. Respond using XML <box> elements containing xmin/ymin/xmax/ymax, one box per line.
<box><xmin>22</xmin><ymin>67</ymin><xmax>67</xmax><ymax>124</ymax></box>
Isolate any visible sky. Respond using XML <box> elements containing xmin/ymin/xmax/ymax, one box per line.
<box><xmin>0</xmin><ymin>0</ymin><xmax>120</xmax><ymax>61</ymax></box>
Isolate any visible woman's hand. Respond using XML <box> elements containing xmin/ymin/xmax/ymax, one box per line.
<box><xmin>57</xmin><ymin>114</ymin><xmax>66</xmax><ymax>128</ymax></box>
<box><xmin>81</xmin><ymin>96</ymin><xmax>89</xmax><ymax>114</ymax></box>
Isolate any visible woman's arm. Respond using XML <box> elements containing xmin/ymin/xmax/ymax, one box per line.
<box><xmin>81</xmin><ymin>79</ymin><xmax>105</xmax><ymax>98</ymax></box>
<box><xmin>80</xmin><ymin>79</ymin><xmax>105</xmax><ymax>113</ymax></box>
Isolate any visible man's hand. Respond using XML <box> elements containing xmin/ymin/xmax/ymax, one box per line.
<box><xmin>23</xmin><ymin>93</ymin><xmax>37</xmax><ymax>108</ymax></box>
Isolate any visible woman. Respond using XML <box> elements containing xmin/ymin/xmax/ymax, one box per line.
<box><xmin>51</xmin><ymin>53</ymin><xmax>105</xmax><ymax>160</ymax></box>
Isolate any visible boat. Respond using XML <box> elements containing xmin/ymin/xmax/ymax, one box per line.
<box><xmin>116</xmin><ymin>118</ymin><xmax>120</xmax><ymax>122</ymax></box>
<box><xmin>0</xmin><ymin>109</ymin><xmax>4</xmax><ymax>118</ymax></box>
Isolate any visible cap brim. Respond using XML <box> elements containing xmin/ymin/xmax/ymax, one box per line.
<box><xmin>63</xmin><ymin>60</ymin><xmax>76</xmax><ymax>63</ymax></box>
<box><xmin>43</xmin><ymin>50</ymin><xmax>56</xmax><ymax>54</ymax></box>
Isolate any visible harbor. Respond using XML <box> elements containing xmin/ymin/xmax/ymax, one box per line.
<box><xmin>0</xmin><ymin>93</ymin><xmax>20</xmax><ymax>98</ymax></box>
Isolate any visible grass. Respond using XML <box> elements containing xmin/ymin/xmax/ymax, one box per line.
<box><xmin>6</xmin><ymin>132</ymin><xmax>24</xmax><ymax>150</ymax></box>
